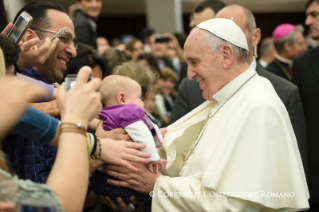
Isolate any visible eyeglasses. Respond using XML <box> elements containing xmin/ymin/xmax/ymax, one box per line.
<box><xmin>32</xmin><ymin>28</ymin><xmax>77</xmax><ymax>49</ymax></box>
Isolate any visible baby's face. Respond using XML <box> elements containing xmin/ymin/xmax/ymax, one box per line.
<box><xmin>125</xmin><ymin>87</ymin><xmax>145</xmax><ymax>109</ymax></box>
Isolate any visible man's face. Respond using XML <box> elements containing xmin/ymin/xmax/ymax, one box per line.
<box><xmin>190</xmin><ymin>8</ymin><xmax>215</xmax><ymax>29</ymax></box>
<box><xmin>184</xmin><ymin>29</ymin><xmax>225</xmax><ymax>101</ymax></box>
<box><xmin>287</xmin><ymin>31</ymin><xmax>307</xmax><ymax>59</ymax></box>
<box><xmin>36</xmin><ymin>9</ymin><xmax>77</xmax><ymax>83</ymax></box>
<box><xmin>77</xmin><ymin>0</ymin><xmax>102</xmax><ymax>18</ymax></box>
<box><xmin>305</xmin><ymin>1</ymin><xmax>319</xmax><ymax>40</ymax></box>
<box><xmin>150</xmin><ymin>35</ymin><xmax>168</xmax><ymax>59</ymax></box>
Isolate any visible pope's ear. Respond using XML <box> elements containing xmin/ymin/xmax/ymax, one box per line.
<box><xmin>221</xmin><ymin>45</ymin><xmax>233</xmax><ymax>69</ymax></box>
<box><xmin>20</xmin><ymin>29</ymin><xmax>37</xmax><ymax>42</ymax></box>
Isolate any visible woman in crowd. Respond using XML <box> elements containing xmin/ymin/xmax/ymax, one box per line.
<box><xmin>100</xmin><ymin>47</ymin><xmax>131</xmax><ymax>72</ymax></box>
<box><xmin>125</xmin><ymin>38</ymin><xmax>144</xmax><ymax>60</ymax></box>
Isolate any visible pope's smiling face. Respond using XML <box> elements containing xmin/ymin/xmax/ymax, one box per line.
<box><xmin>184</xmin><ymin>28</ymin><xmax>226</xmax><ymax>101</ymax></box>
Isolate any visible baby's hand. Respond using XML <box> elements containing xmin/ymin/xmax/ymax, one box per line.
<box><xmin>147</xmin><ymin>159</ymin><xmax>168</xmax><ymax>174</ymax></box>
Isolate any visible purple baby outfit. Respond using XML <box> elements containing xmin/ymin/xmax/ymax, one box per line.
<box><xmin>99</xmin><ymin>104</ymin><xmax>163</xmax><ymax>148</ymax></box>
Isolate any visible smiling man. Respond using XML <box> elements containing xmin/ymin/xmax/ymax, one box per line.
<box><xmin>3</xmin><ymin>2</ymin><xmax>76</xmax><ymax>184</ymax></box>
<box><xmin>22</xmin><ymin>8</ymin><xmax>77</xmax><ymax>84</ymax></box>
<box><xmin>73</xmin><ymin>0</ymin><xmax>102</xmax><ymax>49</ymax></box>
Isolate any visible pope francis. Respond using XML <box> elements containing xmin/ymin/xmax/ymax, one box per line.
<box><xmin>105</xmin><ymin>18</ymin><xmax>309</xmax><ymax>211</ymax></box>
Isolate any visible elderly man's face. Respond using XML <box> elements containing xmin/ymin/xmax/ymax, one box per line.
<box><xmin>36</xmin><ymin>9</ymin><xmax>77</xmax><ymax>83</ymax></box>
<box><xmin>306</xmin><ymin>1</ymin><xmax>319</xmax><ymax>40</ymax></box>
<box><xmin>184</xmin><ymin>29</ymin><xmax>225</xmax><ymax>101</ymax></box>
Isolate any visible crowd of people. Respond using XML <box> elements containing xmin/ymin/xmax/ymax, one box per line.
<box><xmin>0</xmin><ymin>0</ymin><xmax>319</xmax><ymax>211</ymax></box>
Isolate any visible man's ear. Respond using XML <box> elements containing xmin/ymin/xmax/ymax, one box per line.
<box><xmin>252</xmin><ymin>28</ymin><xmax>261</xmax><ymax>47</ymax></box>
<box><xmin>221</xmin><ymin>45</ymin><xmax>233</xmax><ymax>69</ymax></box>
<box><xmin>21</xmin><ymin>29</ymin><xmax>37</xmax><ymax>42</ymax></box>
<box><xmin>116</xmin><ymin>92</ymin><xmax>125</xmax><ymax>104</ymax></box>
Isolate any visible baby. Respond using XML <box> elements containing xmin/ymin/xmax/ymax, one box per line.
<box><xmin>90</xmin><ymin>75</ymin><xmax>166</xmax><ymax>212</ymax></box>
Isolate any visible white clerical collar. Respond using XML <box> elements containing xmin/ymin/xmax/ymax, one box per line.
<box><xmin>212</xmin><ymin>68</ymin><xmax>256</xmax><ymax>103</ymax></box>
<box><xmin>258</xmin><ymin>59</ymin><xmax>268</xmax><ymax>68</ymax></box>
<box><xmin>275</xmin><ymin>54</ymin><xmax>293</xmax><ymax>66</ymax></box>
<box><xmin>250</xmin><ymin>57</ymin><xmax>257</xmax><ymax>70</ymax></box>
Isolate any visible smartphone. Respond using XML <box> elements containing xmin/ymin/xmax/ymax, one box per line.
<box><xmin>6</xmin><ymin>11</ymin><xmax>33</xmax><ymax>43</ymax></box>
<box><xmin>65</xmin><ymin>74</ymin><xmax>93</xmax><ymax>91</ymax></box>
<box><xmin>50</xmin><ymin>27</ymin><xmax>66</xmax><ymax>43</ymax></box>
<box><xmin>65</xmin><ymin>74</ymin><xmax>77</xmax><ymax>91</ymax></box>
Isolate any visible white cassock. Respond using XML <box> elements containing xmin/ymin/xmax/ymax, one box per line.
<box><xmin>152</xmin><ymin>68</ymin><xmax>309</xmax><ymax>211</ymax></box>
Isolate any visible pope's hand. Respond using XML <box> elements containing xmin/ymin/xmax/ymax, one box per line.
<box><xmin>105</xmin><ymin>162</ymin><xmax>161</xmax><ymax>194</ymax></box>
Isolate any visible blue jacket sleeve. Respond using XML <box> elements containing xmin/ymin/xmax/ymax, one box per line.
<box><xmin>11</xmin><ymin>106</ymin><xmax>59</xmax><ymax>145</ymax></box>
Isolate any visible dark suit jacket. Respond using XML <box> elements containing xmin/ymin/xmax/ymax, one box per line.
<box><xmin>176</xmin><ymin>61</ymin><xmax>188</xmax><ymax>89</ymax></box>
<box><xmin>266</xmin><ymin>58</ymin><xmax>292</xmax><ymax>81</ymax></box>
<box><xmin>293</xmin><ymin>47</ymin><xmax>319</xmax><ymax>203</ymax></box>
<box><xmin>73</xmin><ymin>10</ymin><xmax>97</xmax><ymax>49</ymax></box>
<box><xmin>170</xmin><ymin>64</ymin><xmax>308</xmax><ymax>184</ymax></box>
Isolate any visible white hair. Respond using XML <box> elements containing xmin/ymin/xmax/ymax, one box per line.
<box><xmin>200</xmin><ymin>29</ymin><xmax>248</xmax><ymax>63</ymax></box>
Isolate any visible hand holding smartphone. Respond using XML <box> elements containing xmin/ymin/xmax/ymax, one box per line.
<box><xmin>50</xmin><ymin>27</ymin><xmax>66</xmax><ymax>43</ymax></box>
<box><xmin>6</xmin><ymin>11</ymin><xmax>33</xmax><ymax>43</ymax></box>
<box><xmin>65</xmin><ymin>74</ymin><xmax>93</xmax><ymax>91</ymax></box>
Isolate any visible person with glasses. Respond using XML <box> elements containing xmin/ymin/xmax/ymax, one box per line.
<box><xmin>31</xmin><ymin>27</ymin><xmax>78</xmax><ymax>50</ymax></box>
<box><xmin>2</xmin><ymin>2</ymin><xmax>77</xmax><ymax>186</ymax></box>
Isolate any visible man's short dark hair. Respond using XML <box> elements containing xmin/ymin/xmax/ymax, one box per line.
<box><xmin>0</xmin><ymin>35</ymin><xmax>20</xmax><ymax>68</ymax></box>
<box><xmin>194</xmin><ymin>0</ymin><xmax>226</xmax><ymax>14</ymax></box>
<box><xmin>306</xmin><ymin>0</ymin><xmax>319</xmax><ymax>8</ymax></box>
<box><xmin>0</xmin><ymin>0</ymin><xmax>8</xmax><ymax>32</ymax></box>
<box><xmin>14</xmin><ymin>2</ymin><xmax>66</xmax><ymax>39</ymax></box>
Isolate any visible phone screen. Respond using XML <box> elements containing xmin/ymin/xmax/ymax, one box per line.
<box><xmin>70</xmin><ymin>80</ymin><xmax>76</xmax><ymax>89</ymax></box>
<box><xmin>7</xmin><ymin>14</ymin><xmax>31</xmax><ymax>43</ymax></box>
<box><xmin>20</xmin><ymin>205</ymin><xmax>53</xmax><ymax>212</ymax></box>
<box><xmin>65</xmin><ymin>74</ymin><xmax>93</xmax><ymax>91</ymax></box>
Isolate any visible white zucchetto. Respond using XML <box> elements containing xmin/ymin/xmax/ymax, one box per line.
<box><xmin>197</xmin><ymin>18</ymin><xmax>249</xmax><ymax>51</ymax></box>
